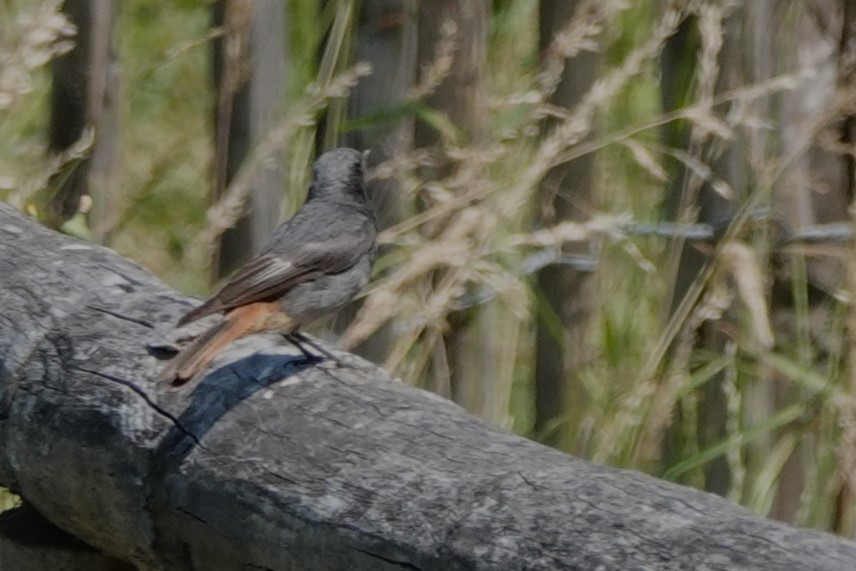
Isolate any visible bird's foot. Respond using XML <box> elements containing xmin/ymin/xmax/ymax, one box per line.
<box><xmin>284</xmin><ymin>333</ymin><xmax>344</xmax><ymax>367</ymax></box>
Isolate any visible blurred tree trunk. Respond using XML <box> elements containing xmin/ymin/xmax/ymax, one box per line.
<box><xmin>766</xmin><ymin>0</ymin><xmax>837</xmax><ymax>527</ymax></box>
<box><xmin>789</xmin><ymin>0</ymin><xmax>856</xmax><ymax>535</ymax></box>
<box><xmin>657</xmin><ymin>21</ymin><xmax>699</xmax><ymax>489</ymax></box>
<box><xmin>659</xmin><ymin>7</ymin><xmax>744</xmax><ymax>497</ymax></box>
<box><xmin>47</xmin><ymin>0</ymin><xmax>119</xmax><ymax>239</ymax></box>
<box><xmin>211</xmin><ymin>0</ymin><xmax>287</xmax><ymax>280</ymax></box>
<box><xmin>660</xmin><ymin>18</ymin><xmax>698</xmax><ymax>227</ymax></box>
<box><xmin>775</xmin><ymin>0</ymin><xmax>850</xmax><ymax>230</ymax></box>
<box><xmin>746</xmin><ymin>0</ymin><xmax>852</xmax><ymax>527</ymax></box>
<box><xmin>317</xmin><ymin>0</ymin><xmax>356</xmax><ymax>155</ymax></box>
<box><xmin>696</xmin><ymin>4</ymin><xmax>753</xmax><ymax>499</ymax></box>
<box><xmin>336</xmin><ymin>0</ymin><xmax>418</xmax><ymax>364</ymax></box>
<box><xmin>346</xmin><ymin>0</ymin><xmax>416</xmax><ymax>230</ymax></box>
<box><xmin>532</xmin><ymin>0</ymin><xmax>602</xmax><ymax>449</ymax></box>
<box><xmin>414</xmin><ymin>1</ymin><xmax>502</xmax><ymax>421</ymax></box>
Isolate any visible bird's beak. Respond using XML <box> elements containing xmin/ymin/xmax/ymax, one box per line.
<box><xmin>362</xmin><ymin>150</ymin><xmax>371</xmax><ymax>171</ymax></box>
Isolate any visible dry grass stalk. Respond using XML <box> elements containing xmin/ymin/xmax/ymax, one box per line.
<box><xmin>722</xmin><ymin>339</ymin><xmax>745</xmax><ymax>503</ymax></box>
<box><xmin>691</xmin><ymin>1</ymin><xmax>727</xmax><ymax>143</ymax></box>
<box><xmin>409</xmin><ymin>20</ymin><xmax>458</xmax><ymax>101</ymax></box>
<box><xmin>13</xmin><ymin>128</ymin><xmax>95</xmax><ymax>214</ymax></box>
<box><xmin>720</xmin><ymin>241</ymin><xmax>774</xmax><ymax>349</ymax></box>
<box><xmin>0</xmin><ymin>0</ymin><xmax>75</xmax><ymax>111</ymax></box>
<box><xmin>517</xmin><ymin>6</ymin><xmax>686</xmax><ymax>210</ymax></box>
<box><xmin>843</xmin><ymin>169</ymin><xmax>856</xmax><ymax>533</ymax></box>
<box><xmin>625</xmin><ymin>245</ymin><xmax>735</xmax><ymax>466</ymax></box>
<box><xmin>535</xmin><ymin>0</ymin><xmax>621</xmax><ymax>98</ymax></box>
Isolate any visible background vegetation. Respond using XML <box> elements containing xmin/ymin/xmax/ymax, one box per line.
<box><xmin>2</xmin><ymin>0</ymin><xmax>856</xmax><ymax>537</ymax></box>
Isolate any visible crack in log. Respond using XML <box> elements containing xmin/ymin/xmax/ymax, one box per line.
<box><xmin>85</xmin><ymin>304</ymin><xmax>155</xmax><ymax>329</ymax></box>
<box><xmin>176</xmin><ymin>506</ymin><xmax>208</xmax><ymax>526</ymax></box>
<box><xmin>69</xmin><ymin>365</ymin><xmax>203</xmax><ymax>448</ymax></box>
<box><xmin>351</xmin><ymin>546</ymin><xmax>423</xmax><ymax>570</ymax></box>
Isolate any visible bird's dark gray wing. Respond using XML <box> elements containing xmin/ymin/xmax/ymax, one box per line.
<box><xmin>177</xmin><ymin>231</ymin><xmax>373</xmax><ymax>326</ymax></box>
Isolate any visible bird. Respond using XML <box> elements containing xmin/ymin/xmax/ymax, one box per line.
<box><xmin>158</xmin><ymin>147</ymin><xmax>377</xmax><ymax>386</ymax></box>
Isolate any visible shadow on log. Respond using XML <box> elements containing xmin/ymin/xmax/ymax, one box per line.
<box><xmin>0</xmin><ymin>200</ymin><xmax>855</xmax><ymax>570</ymax></box>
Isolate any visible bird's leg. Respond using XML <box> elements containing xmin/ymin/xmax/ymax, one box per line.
<box><xmin>284</xmin><ymin>333</ymin><xmax>322</xmax><ymax>363</ymax></box>
<box><xmin>284</xmin><ymin>332</ymin><xmax>344</xmax><ymax>366</ymax></box>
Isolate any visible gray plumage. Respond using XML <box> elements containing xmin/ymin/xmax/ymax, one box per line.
<box><xmin>178</xmin><ymin>147</ymin><xmax>377</xmax><ymax>327</ymax></box>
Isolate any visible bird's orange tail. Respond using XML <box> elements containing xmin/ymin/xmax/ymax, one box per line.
<box><xmin>158</xmin><ymin>303</ymin><xmax>280</xmax><ymax>386</ymax></box>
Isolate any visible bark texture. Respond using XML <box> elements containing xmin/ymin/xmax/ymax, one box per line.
<box><xmin>1</xmin><ymin>201</ymin><xmax>856</xmax><ymax>570</ymax></box>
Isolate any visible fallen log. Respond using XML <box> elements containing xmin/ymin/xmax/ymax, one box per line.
<box><xmin>0</xmin><ymin>201</ymin><xmax>855</xmax><ymax>570</ymax></box>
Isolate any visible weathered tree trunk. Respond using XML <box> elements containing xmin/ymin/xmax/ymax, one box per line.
<box><xmin>211</xmin><ymin>0</ymin><xmax>288</xmax><ymax>280</ymax></box>
<box><xmin>3</xmin><ymin>206</ymin><xmax>856</xmax><ymax>569</ymax></box>
<box><xmin>47</xmin><ymin>0</ymin><xmax>119</xmax><ymax>235</ymax></box>
<box><xmin>338</xmin><ymin>0</ymin><xmax>418</xmax><ymax>364</ymax></box>
<box><xmin>532</xmin><ymin>0</ymin><xmax>601</xmax><ymax>449</ymax></box>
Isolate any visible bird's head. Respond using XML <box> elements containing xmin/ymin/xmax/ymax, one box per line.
<box><xmin>308</xmin><ymin>148</ymin><xmax>369</xmax><ymax>203</ymax></box>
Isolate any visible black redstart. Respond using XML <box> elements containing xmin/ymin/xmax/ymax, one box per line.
<box><xmin>159</xmin><ymin>147</ymin><xmax>377</xmax><ymax>386</ymax></box>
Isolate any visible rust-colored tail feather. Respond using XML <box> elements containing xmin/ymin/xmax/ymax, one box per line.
<box><xmin>159</xmin><ymin>304</ymin><xmax>273</xmax><ymax>386</ymax></box>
